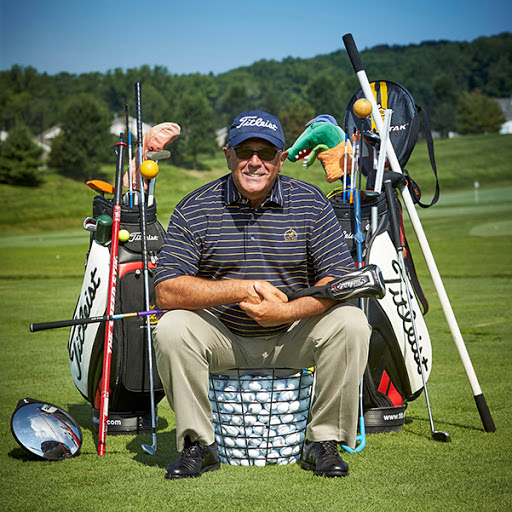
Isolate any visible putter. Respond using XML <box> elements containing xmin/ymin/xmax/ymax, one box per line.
<box><xmin>384</xmin><ymin>179</ymin><xmax>449</xmax><ymax>442</ymax></box>
<box><xmin>145</xmin><ymin>150</ymin><xmax>170</xmax><ymax>207</ymax></box>
<box><xmin>135</xmin><ymin>83</ymin><xmax>158</xmax><ymax>456</ymax></box>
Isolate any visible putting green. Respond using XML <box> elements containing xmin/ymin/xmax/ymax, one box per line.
<box><xmin>469</xmin><ymin>220</ymin><xmax>512</xmax><ymax>237</ymax></box>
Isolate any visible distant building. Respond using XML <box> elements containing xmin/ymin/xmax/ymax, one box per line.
<box><xmin>110</xmin><ymin>116</ymin><xmax>152</xmax><ymax>140</ymax></box>
<box><xmin>496</xmin><ymin>97</ymin><xmax>512</xmax><ymax>134</ymax></box>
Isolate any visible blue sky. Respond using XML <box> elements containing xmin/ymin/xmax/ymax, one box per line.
<box><xmin>1</xmin><ymin>0</ymin><xmax>510</xmax><ymax>76</ymax></box>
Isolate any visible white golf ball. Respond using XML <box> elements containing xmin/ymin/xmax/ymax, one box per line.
<box><xmin>273</xmin><ymin>379</ymin><xmax>286</xmax><ymax>391</ymax></box>
<box><xmin>224</xmin><ymin>436</ymin><xmax>236</xmax><ymax>447</ymax></box>
<box><xmin>221</xmin><ymin>425</ymin><xmax>239</xmax><ymax>437</ymax></box>
<box><xmin>235</xmin><ymin>437</ymin><xmax>248</xmax><ymax>448</ymax></box>
<box><xmin>288</xmin><ymin>400</ymin><xmax>301</xmax><ymax>413</ymax></box>
<box><xmin>231</xmin><ymin>448</ymin><xmax>245</xmax><ymax>458</ymax></box>
<box><xmin>247</xmin><ymin>402</ymin><xmax>262</xmax><ymax>414</ymax></box>
<box><xmin>248</xmin><ymin>380</ymin><xmax>262</xmax><ymax>392</ymax></box>
<box><xmin>275</xmin><ymin>402</ymin><xmax>290</xmax><ymax>414</ymax></box>
<box><xmin>245</xmin><ymin>414</ymin><xmax>258</xmax><ymax>426</ymax></box>
<box><xmin>231</xmin><ymin>414</ymin><xmax>243</xmax><ymax>426</ymax></box>
<box><xmin>223</xmin><ymin>385</ymin><xmax>238</xmax><ymax>400</ymax></box>
<box><xmin>281</xmin><ymin>414</ymin><xmax>295</xmax><ymax>424</ymax></box>
<box><xmin>248</xmin><ymin>448</ymin><xmax>260</xmax><ymax>458</ymax></box>
<box><xmin>242</xmin><ymin>391</ymin><xmax>256</xmax><ymax>403</ymax></box>
<box><xmin>280</xmin><ymin>390</ymin><xmax>298</xmax><ymax>401</ymax></box>
<box><xmin>277</xmin><ymin>424</ymin><xmax>291</xmax><ymax>436</ymax></box>
<box><xmin>232</xmin><ymin>403</ymin><xmax>243</xmax><ymax>414</ymax></box>
<box><xmin>280</xmin><ymin>446</ymin><xmax>293</xmax><ymax>457</ymax></box>
<box><xmin>256</xmin><ymin>391</ymin><xmax>271</xmax><ymax>403</ymax></box>
<box><xmin>285</xmin><ymin>432</ymin><xmax>301</xmax><ymax>445</ymax></box>
<box><xmin>272</xmin><ymin>436</ymin><xmax>286</xmax><ymax>448</ymax></box>
<box><xmin>247</xmin><ymin>436</ymin><xmax>261</xmax><ymax>447</ymax></box>
<box><xmin>252</xmin><ymin>424</ymin><xmax>266</xmax><ymax>434</ymax></box>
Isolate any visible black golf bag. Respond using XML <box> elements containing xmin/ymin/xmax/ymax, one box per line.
<box><xmin>67</xmin><ymin>195</ymin><xmax>166</xmax><ymax>433</ymax></box>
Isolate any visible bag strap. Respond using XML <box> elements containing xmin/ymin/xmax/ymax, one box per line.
<box><xmin>406</xmin><ymin>105</ymin><xmax>440</xmax><ymax>209</ymax></box>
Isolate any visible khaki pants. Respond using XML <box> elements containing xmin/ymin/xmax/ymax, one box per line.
<box><xmin>153</xmin><ymin>304</ymin><xmax>370</xmax><ymax>452</ymax></box>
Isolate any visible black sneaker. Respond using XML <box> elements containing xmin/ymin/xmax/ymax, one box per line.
<box><xmin>300</xmin><ymin>440</ymin><xmax>349</xmax><ymax>477</ymax></box>
<box><xmin>165</xmin><ymin>437</ymin><xmax>220</xmax><ymax>480</ymax></box>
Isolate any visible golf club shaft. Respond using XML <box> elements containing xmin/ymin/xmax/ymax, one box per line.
<box><xmin>135</xmin><ymin>82</ymin><xmax>158</xmax><ymax>452</ymax></box>
<box><xmin>29</xmin><ymin>309</ymin><xmax>166</xmax><ymax>332</ymax></box>
<box><xmin>384</xmin><ymin>180</ymin><xmax>440</xmax><ymax>436</ymax></box>
<box><xmin>342</xmin><ymin>150</ymin><xmax>366</xmax><ymax>453</ymax></box>
<box><xmin>125</xmin><ymin>105</ymin><xmax>134</xmax><ymax>207</ymax></box>
<box><xmin>98</xmin><ymin>135</ymin><xmax>125</xmax><ymax>456</ymax></box>
<box><xmin>342</xmin><ymin>32</ymin><xmax>495</xmax><ymax>433</ymax></box>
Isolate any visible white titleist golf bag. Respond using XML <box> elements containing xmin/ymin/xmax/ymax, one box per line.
<box><xmin>68</xmin><ymin>195</ymin><xmax>166</xmax><ymax>433</ymax></box>
<box><xmin>330</xmin><ymin>185</ymin><xmax>432</xmax><ymax>433</ymax></box>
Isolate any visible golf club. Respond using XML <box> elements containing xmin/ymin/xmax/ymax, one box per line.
<box><xmin>145</xmin><ymin>150</ymin><xmax>171</xmax><ymax>207</ymax></box>
<box><xmin>97</xmin><ymin>134</ymin><xmax>126</xmax><ymax>456</ymax></box>
<box><xmin>135</xmin><ymin>82</ymin><xmax>158</xmax><ymax>455</ymax></box>
<box><xmin>342</xmin><ymin>32</ymin><xmax>495</xmax><ymax>433</ymax></box>
<box><xmin>125</xmin><ymin>105</ymin><xmax>134</xmax><ymax>208</ymax></box>
<box><xmin>86</xmin><ymin>180</ymin><xmax>115</xmax><ymax>195</ymax></box>
<box><xmin>29</xmin><ymin>309</ymin><xmax>166</xmax><ymax>332</ymax></box>
<box><xmin>384</xmin><ymin>179</ymin><xmax>450</xmax><ymax>442</ymax></box>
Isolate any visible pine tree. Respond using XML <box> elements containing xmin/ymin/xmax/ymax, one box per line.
<box><xmin>49</xmin><ymin>94</ymin><xmax>112</xmax><ymax>181</ymax></box>
<box><xmin>0</xmin><ymin>121</ymin><xmax>43</xmax><ymax>186</ymax></box>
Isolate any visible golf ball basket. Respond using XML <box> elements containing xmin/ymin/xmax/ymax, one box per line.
<box><xmin>209</xmin><ymin>368</ymin><xmax>315</xmax><ymax>466</ymax></box>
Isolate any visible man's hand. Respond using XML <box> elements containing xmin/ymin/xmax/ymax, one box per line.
<box><xmin>239</xmin><ymin>281</ymin><xmax>290</xmax><ymax>327</ymax></box>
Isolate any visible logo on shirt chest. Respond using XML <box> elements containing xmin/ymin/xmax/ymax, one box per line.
<box><xmin>284</xmin><ymin>228</ymin><xmax>298</xmax><ymax>242</ymax></box>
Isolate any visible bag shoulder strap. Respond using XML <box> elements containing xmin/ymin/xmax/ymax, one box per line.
<box><xmin>410</xmin><ymin>105</ymin><xmax>440</xmax><ymax>209</ymax></box>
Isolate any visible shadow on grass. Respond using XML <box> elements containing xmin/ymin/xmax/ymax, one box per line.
<box><xmin>67</xmin><ymin>402</ymin><xmax>172</xmax><ymax>463</ymax></box>
<box><xmin>405</xmin><ymin>414</ymin><xmax>484</xmax><ymax>434</ymax></box>
<box><xmin>126</xmin><ymin>429</ymin><xmax>179</xmax><ymax>469</ymax></box>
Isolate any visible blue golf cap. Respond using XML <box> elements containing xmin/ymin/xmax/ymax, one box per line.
<box><xmin>228</xmin><ymin>110</ymin><xmax>285</xmax><ymax>149</ymax></box>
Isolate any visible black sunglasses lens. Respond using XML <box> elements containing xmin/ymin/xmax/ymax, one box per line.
<box><xmin>235</xmin><ymin>148</ymin><xmax>254</xmax><ymax>159</ymax></box>
<box><xmin>234</xmin><ymin>148</ymin><xmax>277</xmax><ymax>161</ymax></box>
<box><xmin>258</xmin><ymin>149</ymin><xmax>277</xmax><ymax>161</ymax></box>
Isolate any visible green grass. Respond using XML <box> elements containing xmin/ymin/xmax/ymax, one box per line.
<box><xmin>1</xmin><ymin>134</ymin><xmax>512</xmax><ymax>511</ymax></box>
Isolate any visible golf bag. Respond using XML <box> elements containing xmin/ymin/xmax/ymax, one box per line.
<box><xmin>67</xmin><ymin>195</ymin><xmax>166</xmax><ymax>433</ymax></box>
<box><xmin>344</xmin><ymin>79</ymin><xmax>440</xmax><ymax>208</ymax></box>
<box><xmin>329</xmin><ymin>187</ymin><xmax>432</xmax><ymax>433</ymax></box>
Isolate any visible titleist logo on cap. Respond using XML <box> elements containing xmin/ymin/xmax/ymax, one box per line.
<box><xmin>235</xmin><ymin>116</ymin><xmax>278</xmax><ymax>132</ymax></box>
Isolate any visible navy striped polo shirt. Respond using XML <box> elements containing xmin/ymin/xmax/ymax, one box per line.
<box><xmin>155</xmin><ymin>173</ymin><xmax>354</xmax><ymax>336</ymax></box>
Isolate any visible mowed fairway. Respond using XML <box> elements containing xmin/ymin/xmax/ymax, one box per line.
<box><xmin>1</xmin><ymin>147</ymin><xmax>511</xmax><ymax>510</ymax></box>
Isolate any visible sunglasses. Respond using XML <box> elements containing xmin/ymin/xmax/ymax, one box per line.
<box><xmin>232</xmin><ymin>146</ymin><xmax>280</xmax><ymax>161</ymax></box>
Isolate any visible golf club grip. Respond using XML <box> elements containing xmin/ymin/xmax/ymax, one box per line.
<box><xmin>135</xmin><ymin>82</ymin><xmax>143</xmax><ymax>149</ymax></box>
<box><xmin>475</xmin><ymin>394</ymin><xmax>496</xmax><ymax>432</ymax></box>
<box><xmin>30</xmin><ymin>316</ymin><xmax>106</xmax><ymax>332</ymax></box>
<box><xmin>342</xmin><ymin>33</ymin><xmax>364</xmax><ymax>73</ymax></box>
<box><xmin>384</xmin><ymin>180</ymin><xmax>402</xmax><ymax>249</ymax></box>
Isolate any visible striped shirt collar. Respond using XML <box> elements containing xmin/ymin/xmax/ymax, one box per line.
<box><xmin>224</xmin><ymin>174</ymin><xmax>285</xmax><ymax>208</ymax></box>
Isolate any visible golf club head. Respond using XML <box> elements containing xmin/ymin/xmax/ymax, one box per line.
<box><xmin>432</xmin><ymin>431</ymin><xmax>451</xmax><ymax>442</ymax></box>
<box><xmin>141</xmin><ymin>443</ymin><xmax>156</xmax><ymax>455</ymax></box>
<box><xmin>145</xmin><ymin>150</ymin><xmax>171</xmax><ymax>161</ymax></box>
<box><xmin>362</xmin><ymin>130</ymin><xmax>381</xmax><ymax>148</ymax></box>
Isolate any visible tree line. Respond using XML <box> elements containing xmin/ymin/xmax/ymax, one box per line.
<box><xmin>0</xmin><ymin>33</ymin><xmax>510</xmax><ymax>185</ymax></box>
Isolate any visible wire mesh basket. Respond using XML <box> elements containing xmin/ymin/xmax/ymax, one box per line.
<box><xmin>209</xmin><ymin>368</ymin><xmax>315</xmax><ymax>466</ymax></box>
